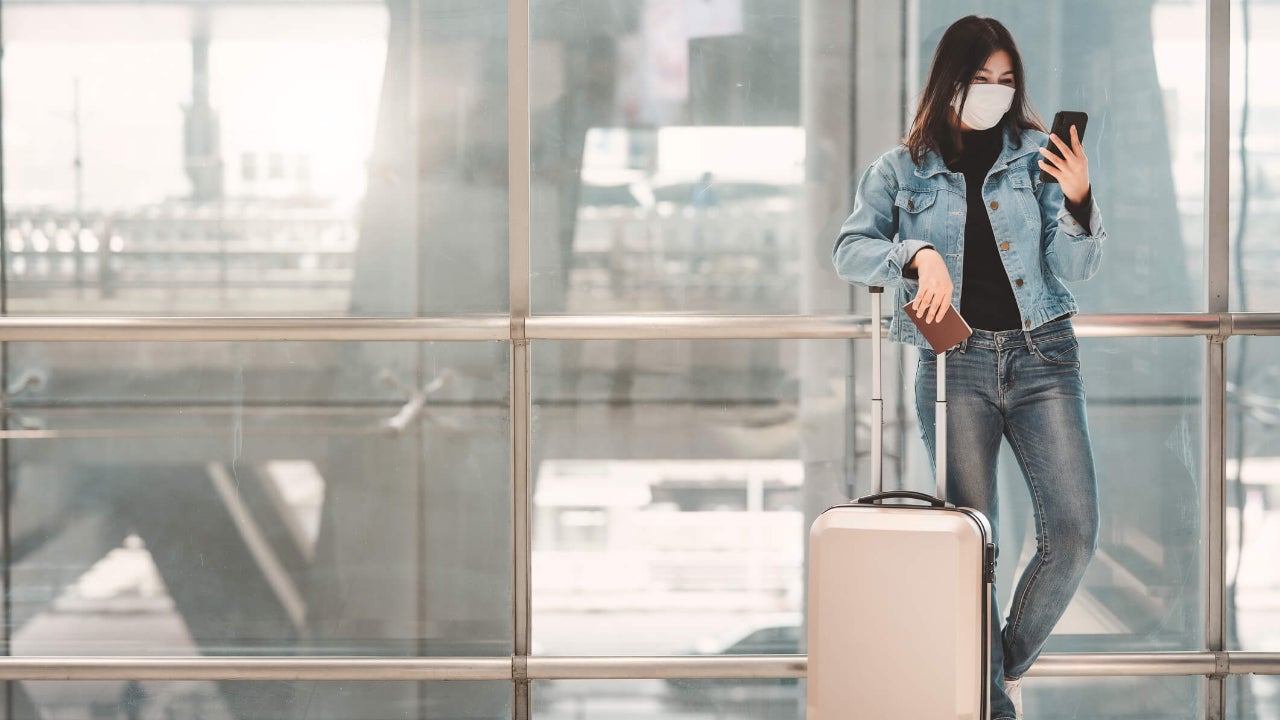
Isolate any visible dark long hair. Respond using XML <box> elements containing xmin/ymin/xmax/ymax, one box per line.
<box><xmin>905</xmin><ymin>16</ymin><xmax>1044</xmax><ymax>165</ymax></box>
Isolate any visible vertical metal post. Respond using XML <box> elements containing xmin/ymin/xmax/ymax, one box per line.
<box><xmin>1204</xmin><ymin>0</ymin><xmax>1231</xmax><ymax>717</ymax></box>
<box><xmin>936</xmin><ymin>350</ymin><xmax>946</xmax><ymax>504</ymax></box>
<box><xmin>1</xmin><ymin>0</ymin><xmax>14</xmax><ymax>715</ymax></box>
<box><xmin>405</xmin><ymin>4</ymin><xmax>430</xmax><ymax>717</ymax></box>
<box><xmin>508</xmin><ymin>0</ymin><xmax>533</xmax><ymax>716</ymax></box>
<box><xmin>870</xmin><ymin>288</ymin><xmax>883</xmax><ymax>496</ymax></box>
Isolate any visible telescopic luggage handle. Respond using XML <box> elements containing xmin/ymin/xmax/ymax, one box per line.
<box><xmin>866</xmin><ymin>287</ymin><xmax>947</xmax><ymax>504</ymax></box>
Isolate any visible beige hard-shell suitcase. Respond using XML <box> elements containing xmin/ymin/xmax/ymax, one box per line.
<box><xmin>806</xmin><ymin>286</ymin><xmax>995</xmax><ymax>719</ymax></box>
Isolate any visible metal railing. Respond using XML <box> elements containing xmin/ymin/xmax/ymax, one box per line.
<box><xmin>0</xmin><ymin>311</ymin><xmax>1276</xmax><ymax>342</ymax></box>
<box><xmin>1</xmin><ymin>651</ymin><xmax>1278</xmax><ymax>681</ymax></box>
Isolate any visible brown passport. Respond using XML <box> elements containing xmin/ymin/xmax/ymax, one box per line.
<box><xmin>902</xmin><ymin>301</ymin><xmax>974</xmax><ymax>353</ymax></box>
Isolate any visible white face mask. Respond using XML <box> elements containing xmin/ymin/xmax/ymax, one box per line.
<box><xmin>952</xmin><ymin>83</ymin><xmax>1015</xmax><ymax>131</ymax></box>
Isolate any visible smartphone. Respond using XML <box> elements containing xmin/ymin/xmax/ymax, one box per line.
<box><xmin>902</xmin><ymin>301</ymin><xmax>973</xmax><ymax>353</ymax></box>
<box><xmin>1040</xmin><ymin>110</ymin><xmax>1089</xmax><ymax>184</ymax></box>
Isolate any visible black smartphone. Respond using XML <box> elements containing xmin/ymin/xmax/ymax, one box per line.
<box><xmin>1040</xmin><ymin>110</ymin><xmax>1089</xmax><ymax>184</ymax></box>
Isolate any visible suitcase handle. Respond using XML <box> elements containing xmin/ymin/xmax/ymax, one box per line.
<box><xmin>854</xmin><ymin>490</ymin><xmax>947</xmax><ymax>508</ymax></box>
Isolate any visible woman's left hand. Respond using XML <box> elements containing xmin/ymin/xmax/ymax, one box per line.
<box><xmin>1038</xmin><ymin>125</ymin><xmax>1090</xmax><ymax>205</ymax></box>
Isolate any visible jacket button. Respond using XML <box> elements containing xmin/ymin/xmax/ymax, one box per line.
<box><xmin>908</xmin><ymin>200</ymin><xmax>915</xmax><ymax>210</ymax></box>
<box><xmin>1000</xmin><ymin>242</ymin><xmax>1010</xmax><ymax>251</ymax></box>
<box><xmin>1015</xmin><ymin>278</ymin><xmax>1024</xmax><ymax>287</ymax></box>
<box><xmin>990</xmin><ymin>201</ymin><xmax>999</xmax><ymax>210</ymax></box>
<box><xmin>1025</xmin><ymin>320</ymin><xmax>1031</xmax><ymax>329</ymax></box>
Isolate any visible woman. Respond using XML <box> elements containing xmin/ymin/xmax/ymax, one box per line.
<box><xmin>831</xmin><ymin>16</ymin><xmax>1104</xmax><ymax>720</ymax></box>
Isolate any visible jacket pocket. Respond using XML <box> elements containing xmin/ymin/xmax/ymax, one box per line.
<box><xmin>894</xmin><ymin>189</ymin><xmax>939</xmax><ymax>248</ymax></box>
<box><xmin>895</xmin><ymin>189</ymin><xmax>937</xmax><ymax>214</ymax></box>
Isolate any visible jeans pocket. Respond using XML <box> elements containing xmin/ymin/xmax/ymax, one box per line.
<box><xmin>1031</xmin><ymin>335</ymin><xmax>1080</xmax><ymax>367</ymax></box>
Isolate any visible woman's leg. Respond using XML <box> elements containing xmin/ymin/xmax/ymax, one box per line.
<box><xmin>915</xmin><ymin>345</ymin><xmax>1016</xmax><ymax>720</ymax></box>
<box><xmin>999</xmin><ymin>348</ymin><xmax>1100</xmax><ymax>680</ymax></box>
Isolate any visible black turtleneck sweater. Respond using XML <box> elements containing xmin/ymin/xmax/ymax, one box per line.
<box><xmin>948</xmin><ymin>126</ymin><xmax>1022</xmax><ymax>331</ymax></box>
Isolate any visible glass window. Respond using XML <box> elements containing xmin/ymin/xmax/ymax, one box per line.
<box><xmin>1230</xmin><ymin>0</ymin><xmax>1280</xmax><ymax>313</ymax></box>
<box><xmin>529</xmin><ymin>0</ymin><xmax>811</xmax><ymax>315</ymax></box>
<box><xmin>5</xmin><ymin>681</ymin><xmax>510</xmax><ymax>720</ymax></box>
<box><xmin>533</xmin><ymin>677</ymin><xmax>1203</xmax><ymax>720</ymax></box>
<box><xmin>530</xmin><ymin>0</ymin><xmax>1206</xmax><ymax>315</ymax></box>
<box><xmin>1226</xmin><ymin>335</ymin><xmax>1280</xmax><ymax>716</ymax></box>
<box><xmin>906</xmin><ymin>337</ymin><xmax>1205</xmax><ymax>651</ymax></box>
<box><xmin>1229</xmin><ymin>674</ymin><xmax>1273</xmax><ymax>720</ymax></box>
<box><xmin>531</xmin><ymin>339</ymin><xmax>834</xmax><ymax>656</ymax></box>
<box><xmin>913</xmin><ymin>2</ymin><xmax>1206</xmax><ymax>314</ymax></box>
<box><xmin>535</xmin><ymin>678</ymin><xmax>801</xmax><ymax>720</ymax></box>
<box><xmin>532</xmin><ymin>336</ymin><xmax>1202</xmax><ymax>657</ymax></box>
<box><xmin>2</xmin><ymin>1</ymin><xmax>508</xmax><ymax>316</ymax></box>
<box><xmin>7</xmin><ymin>342</ymin><xmax>511</xmax><ymax>656</ymax></box>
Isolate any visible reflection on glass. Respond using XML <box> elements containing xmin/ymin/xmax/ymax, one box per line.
<box><xmin>1230</xmin><ymin>0</ymin><xmax>1280</xmax><ymax>313</ymax></box>
<box><xmin>533</xmin><ymin>337</ymin><xmax>1202</xmax><ymax>659</ymax></box>
<box><xmin>7</xmin><ymin>342</ymin><xmax>511</xmax><ymax>656</ymax></box>
<box><xmin>8</xmin><ymin>681</ymin><xmax>510</xmax><ymax>720</ymax></box>
<box><xmin>913</xmin><ymin>2</ymin><xmax>1206</xmax><ymax>314</ymax></box>
<box><xmin>532</xmin><ymin>0</ymin><xmax>1206</xmax><ymax>315</ymax></box>
<box><xmin>534</xmin><ymin>677</ymin><xmax>1201</xmax><ymax>720</ymax></box>
<box><xmin>1018</xmin><ymin>676</ymin><xmax>1202</xmax><ymax>720</ymax></box>
<box><xmin>530</xmin><ymin>0</ymin><xmax>809</xmax><ymax>315</ymax></box>
<box><xmin>903</xmin><ymin>338</ymin><xmax>1205</xmax><ymax>652</ymax></box>
<box><xmin>537</xmin><ymin>125</ymin><xmax>804</xmax><ymax>314</ymax></box>
<box><xmin>534</xmin><ymin>679</ymin><xmax>801</xmax><ymax>720</ymax></box>
<box><xmin>1229</xmin><ymin>674</ymin><xmax>1274</xmax><ymax>720</ymax></box>
<box><xmin>2</xmin><ymin>1</ymin><xmax>508</xmax><ymax>315</ymax></box>
<box><xmin>1226</xmin><ymin>11</ymin><xmax>1280</xmax><ymax>718</ymax></box>
<box><xmin>1226</xmin><ymin>336</ymin><xmax>1280</xmax><ymax>717</ymax></box>
<box><xmin>531</xmin><ymin>339</ymin><xmax>841</xmax><ymax>656</ymax></box>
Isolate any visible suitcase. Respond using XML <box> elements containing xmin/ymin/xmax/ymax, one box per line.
<box><xmin>806</xmin><ymin>286</ymin><xmax>996</xmax><ymax>719</ymax></box>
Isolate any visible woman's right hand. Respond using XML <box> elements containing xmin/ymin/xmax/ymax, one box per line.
<box><xmin>907</xmin><ymin>248</ymin><xmax>953</xmax><ymax>324</ymax></box>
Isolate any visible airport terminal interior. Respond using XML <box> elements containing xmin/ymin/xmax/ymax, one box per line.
<box><xmin>0</xmin><ymin>0</ymin><xmax>1278</xmax><ymax>718</ymax></box>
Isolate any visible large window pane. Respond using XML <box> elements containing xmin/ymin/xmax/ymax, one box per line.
<box><xmin>914</xmin><ymin>2</ymin><xmax>1206</xmax><ymax>314</ymax></box>
<box><xmin>2</xmin><ymin>1</ymin><xmax>508</xmax><ymax>316</ymax></box>
<box><xmin>4</xmin><ymin>681</ymin><xmax>510</xmax><ymax>720</ymax></box>
<box><xmin>1230</xmin><ymin>0</ymin><xmax>1280</xmax><ymax>313</ymax></box>
<box><xmin>533</xmin><ymin>677</ymin><xmax>1202</xmax><ymax>720</ymax></box>
<box><xmin>530</xmin><ymin>1</ymin><xmax>1204</xmax><ymax>315</ymax></box>
<box><xmin>530</xmin><ymin>337</ymin><xmax>1199</xmax><ymax>656</ymax></box>
<box><xmin>1229</xmin><ymin>674</ymin><xmax>1275</xmax><ymax>720</ymax></box>
<box><xmin>1226</xmin><ymin>335</ymin><xmax>1280</xmax><ymax>716</ymax></box>
<box><xmin>531</xmin><ymin>339</ymin><xmax>841</xmax><ymax>655</ymax></box>
<box><xmin>902</xmin><ymin>337</ymin><xmax>1206</xmax><ymax>652</ymax></box>
<box><xmin>529</xmin><ymin>0</ymin><xmax>821</xmax><ymax>315</ymax></box>
<box><xmin>7</xmin><ymin>342</ymin><xmax>510</xmax><ymax>656</ymax></box>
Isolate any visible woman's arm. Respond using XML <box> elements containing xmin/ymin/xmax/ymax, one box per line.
<box><xmin>1036</xmin><ymin>180</ymin><xmax>1106</xmax><ymax>282</ymax></box>
<box><xmin>1037</xmin><ymin>127</ymin><xmax>1107</xmax><ymax>281</ymax></box>
<box><xmin>832</xmin><ymin>159</ymin><xmax>936</xmax><ymax>290</ymax></box>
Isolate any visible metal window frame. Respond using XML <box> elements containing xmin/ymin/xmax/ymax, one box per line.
<box><xmin>1205</xmin><ymin>0</ymin><xmax>1232</xmax><ymax>717</ymax></box>
<box><xmin>0</xmin><ymin>0</ymin><xmax>1260</xmax><ymax>719</ymax></box>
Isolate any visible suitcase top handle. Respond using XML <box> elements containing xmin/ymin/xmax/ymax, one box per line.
<box><xmin>854</xmin><ymin>490</ymin><xmax>947</xmax><ymax>508</ymax></box>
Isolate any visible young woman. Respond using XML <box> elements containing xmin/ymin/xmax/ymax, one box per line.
<box><xmin>832</xmin><ymin>16</ymin><xmax>1104</xmax><ymax>720</ymax></box>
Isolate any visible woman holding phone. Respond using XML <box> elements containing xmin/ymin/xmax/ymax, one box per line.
<box><xmin>831</xmin><ymin>15</ymin><xmax>1105</xmax><ymax>720</ymax></box>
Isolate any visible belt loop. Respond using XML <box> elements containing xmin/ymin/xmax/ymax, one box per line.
<box><xmin>1022</xmin><ymin>329</ymin><xmax>1035</xmax><ymax>354</ymax></box>
<box><xmin>959</xmin><ymin>337</ymin><xmax>969</xmax><ymax>353</ymax></box>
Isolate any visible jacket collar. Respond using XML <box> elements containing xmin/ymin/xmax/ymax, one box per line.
<box><xmin>913</xmin><ymin>125</ymin><xmax>1040</xmax><ymax>178</ymax></box>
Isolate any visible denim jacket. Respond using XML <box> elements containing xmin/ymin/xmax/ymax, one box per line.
<box><xmin>832</xmin><ymin>126</ymin><xmax>1106</xmax><ymax>349</ymax></box>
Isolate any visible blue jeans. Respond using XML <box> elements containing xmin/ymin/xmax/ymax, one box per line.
<box><xmin>914</xmin><ymin>317</ymin><xmax>1100</xmax><ymax>720</ymax></box>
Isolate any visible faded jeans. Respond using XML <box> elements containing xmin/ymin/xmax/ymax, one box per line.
<box><xmin>914</xmin><ymin>316</ymin><xmax>1100</xmax><ymax>720</ymax></box>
